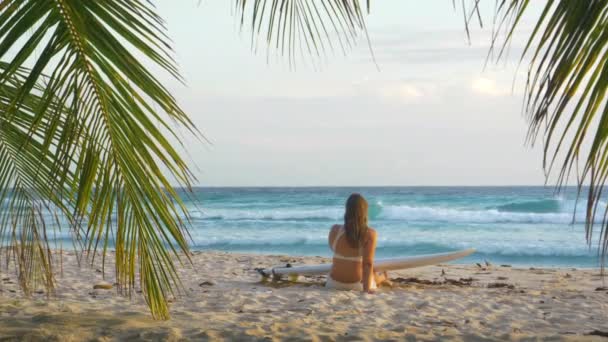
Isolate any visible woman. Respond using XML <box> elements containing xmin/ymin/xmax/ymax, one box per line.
<box><xmin>325</xmin><ymin>193</ymin><xmax>389</xmax><ymax>293</ymax></box>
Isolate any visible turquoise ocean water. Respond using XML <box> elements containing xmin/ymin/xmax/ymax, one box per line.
<box><xmin>186</xmin><ymin>187</ymin><xmax>605</xmax><ymax>268</ymax></box>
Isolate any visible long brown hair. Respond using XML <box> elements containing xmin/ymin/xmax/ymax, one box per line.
<box><xmin>343</xmin><ymin>193</ymin><xmax>369</xmax><ymax>248</ymax></box>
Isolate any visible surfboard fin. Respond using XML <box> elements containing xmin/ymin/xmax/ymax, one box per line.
<box><xmin>255</xmin><ymin>267</ymin><xmax>284</xmax><ymax>282</ymax></box>
<box><xmin>255</xmin><ymin>268</ymin><xmax>271</xmax><ymax>279</ymax></box>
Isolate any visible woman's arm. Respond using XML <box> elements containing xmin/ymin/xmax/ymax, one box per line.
<box><xmin>328</xmin><ymin>224</ymin><xmax>339</xmax><ymax>251</ymax></box>
<box><xmin>362</xmin><ymin>229</ymin><xmax>377</xmax><ymax>293</ymax></box>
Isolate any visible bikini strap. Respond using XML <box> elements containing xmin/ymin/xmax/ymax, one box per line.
<box><xmin>332</xmin><ymin>226</ymin><xmax>345</xmax><ymax>251</ymax></box>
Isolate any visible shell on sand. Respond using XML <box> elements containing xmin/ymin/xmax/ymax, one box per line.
<box><xmin>93</xmin><ymin>283</ymin><xmax>113</xmax><ymax>290</ymax></box>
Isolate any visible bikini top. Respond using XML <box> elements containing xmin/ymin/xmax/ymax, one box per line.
<box><xmin>331</xmin><ymin>226</ymin><xmax>363</xmax><ymax>262</ymax></box>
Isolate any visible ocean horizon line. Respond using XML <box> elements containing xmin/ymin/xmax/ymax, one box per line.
<box><xmin>185</xmin><ymin>184</ymin><xmax>589</xmax><ymax>189</ymax></box>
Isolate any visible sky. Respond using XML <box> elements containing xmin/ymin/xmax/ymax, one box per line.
<box><xmin>156</xmin><ymin>1</ymin><xmax>548</xmax><ymax>187</ymax></box>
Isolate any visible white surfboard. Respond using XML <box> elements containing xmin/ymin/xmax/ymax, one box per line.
<box><xmin>258</xmin><ymin>249</ymin><xmax>476</xmax><ymax>278</ymax></box>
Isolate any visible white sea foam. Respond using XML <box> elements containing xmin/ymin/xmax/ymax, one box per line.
<box><xmin>193</xmin><ymin>207</ymin><xmax>343</xmax><ymax>221</ymax></box>
<box><xmin>188</xmin><ymin>235</ymin><xmax>598</xmax><ymax>257</ymax></box>
<box><xmin>381</xmin><ymin>205</ymin><xmax>582</xmax><ymax>224</ymax></box>
<box><xmin>192</xmin><ymin>203</ymin><xmax>602</xmax><ymax>224</ymax></box>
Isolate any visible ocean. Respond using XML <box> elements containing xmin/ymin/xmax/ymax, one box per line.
<box><xmin>186</xmin><ymin>186</ymin><xmax>605</xmax><ymax>268</ymax></box>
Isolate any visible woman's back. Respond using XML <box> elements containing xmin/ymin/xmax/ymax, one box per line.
<box><xmin>328</xmin><ymin>224</ymin><xmax>376</xmax><ymax>283</ymax></box>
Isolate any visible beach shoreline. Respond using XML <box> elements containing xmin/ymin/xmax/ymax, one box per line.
<box><xmin>1</xmin><ymin>250</ymin><xmax>607</xmax><ymax>341</ymax></box>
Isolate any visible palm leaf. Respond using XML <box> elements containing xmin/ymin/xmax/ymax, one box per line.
<box><xmin>0</xmin><ymin>65</ymin><xmax>77</xmax><ymax>295</ymax></box>
<box><xmin>235</xmin><ymin>0</ymin><xmax>372</xmax><ymax>67</ymax></box>
<box><xmin>0</xmin><ymin>0</ymin><xmax>198</xmax><ymax>319</ymax></box>
<box><xmin>490</xmin><ymin>0</ymin><xmax>608</xmax><ymax>268</ymax></box>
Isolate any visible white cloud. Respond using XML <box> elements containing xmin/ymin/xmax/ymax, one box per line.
<box><xmin>471</xmin><ymin>77</ymin><xmax>512</xmax><ymax>96</ymax></box>
<box><xmin>376</xmin><ymin>83</ymin><xmax>425</xmax><ymax>103</ymax></box>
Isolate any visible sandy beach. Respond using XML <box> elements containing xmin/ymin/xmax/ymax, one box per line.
<box><xmin>0</xmin><ymin>250</ymin><xmax>607</xmax><ymax>341</ymax></box>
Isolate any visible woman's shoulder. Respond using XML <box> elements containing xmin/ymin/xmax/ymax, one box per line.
<box><xmin>366</xmin><ymin>227</ymin><xmax>377</xmax><ymax>239</ymax></box>
<box><xmin>329</xmin><ymin>224</ymin><xmax>341</xmax><ymax>237</ymax></box>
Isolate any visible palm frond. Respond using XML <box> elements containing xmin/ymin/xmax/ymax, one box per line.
<box><xmin>0</xmin><ymin>0</ymin><xmax>198</xmax><ymax>319</ymax></box>
<box><xmin>491</xmin><ymin>0</ymin><xmax>608</xmax><ymax>267</ymax></box>
<box><xmin>235</xmin><ymin>0</ymin><xmax>372</xmax><ymax>67</ymax></box>
<box><xmin>0</xmin><ymin>65</ymin><xmax>76</xmax><ymax>295</ymax></box>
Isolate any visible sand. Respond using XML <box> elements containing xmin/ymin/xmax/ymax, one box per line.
<box><xmin>1</xmin><ymin>250</ymin><xmax>607</xmax><ymax>341</ymax></box>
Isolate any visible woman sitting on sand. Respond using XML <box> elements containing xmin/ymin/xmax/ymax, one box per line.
<box><xmin>326</xmin><ymin>193</ymin><xmax>389</xmax><ymax>293</ymax></box>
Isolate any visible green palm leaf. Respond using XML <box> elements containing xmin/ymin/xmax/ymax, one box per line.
<box><xmin>490</xmin><ymin>0</ymin><xmax>608</xmax><ymax>267</ymax></box>
<box><xmin>0</xmin><ymin>0</ymin><xmax>198</xmax><ymax>319</ymax></box>
<box><xmin>235</xmin><ymin>0</ymin><xmax>372</xmax><ymax>67</ymax></box>
<box><xmin>0</xmin><ymin>64</ymin><xmax>76</xmax><ymax>295</ymax></box>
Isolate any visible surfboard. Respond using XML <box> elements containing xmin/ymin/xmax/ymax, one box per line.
<box><xmin>257</xmin><ymin>249</ymin><xmax>476</xmax><ymax>278</ymax></box>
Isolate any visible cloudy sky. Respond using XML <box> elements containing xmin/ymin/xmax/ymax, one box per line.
<box><xmin>157</xmin><ymin>1</ymin><xmax>547</xmax><ymax>186</ymax></box>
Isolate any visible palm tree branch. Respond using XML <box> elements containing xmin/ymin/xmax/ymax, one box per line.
<box><xmin>0</xmin><ymin>0</ymin><xmax>199</xmax><ymax>319</ymax></box>
<box><xmin>489</xmin><ymin>0</ymin><xmax>608</xmax><ymax>267</ymax></box>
